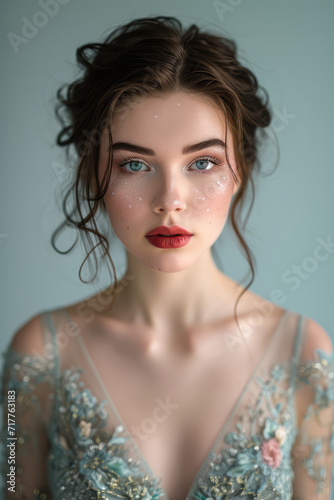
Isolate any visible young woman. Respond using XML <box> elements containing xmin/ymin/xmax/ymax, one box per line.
<box><xmin>1</xmin><ymin>15</ymin><xmax>333</xmax><ymax>500</ymax></box>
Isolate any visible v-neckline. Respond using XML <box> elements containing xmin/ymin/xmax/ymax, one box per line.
<box><xmin>60</xmin><ymin>307</ymin><xmax>288</xmax><ymax>500</ymax></box>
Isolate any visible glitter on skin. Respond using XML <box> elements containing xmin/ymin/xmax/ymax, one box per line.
<box><xmin>98</xmin><ymin>91</ymin><xmax>240</xmax><ymax>275</ymax></box>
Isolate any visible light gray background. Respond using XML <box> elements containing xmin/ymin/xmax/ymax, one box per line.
<box><xmin>2</xmin><ymin>1</ymin><xmax>334</xmax><ymax>342</ymax></box>
<box><xmin>2</xmin><ymin>0</ymin><xmax>334</xmax><ymax>343</ymax></box>
<box><xmin>1</xmin><ymin>0</ymin><xmax>334</xmax><ymax>496</ymax></box>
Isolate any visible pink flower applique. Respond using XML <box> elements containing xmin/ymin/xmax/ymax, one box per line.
<box><xmin>260</xmin><ymin>438</ymin><xmax>282</xmax><ymax>468</ymax></box>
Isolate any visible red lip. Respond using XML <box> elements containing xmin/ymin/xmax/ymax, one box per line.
<box><xmin>145</xmin><ymin>225</ymin><xmax>193</xmax><ymax>236</ymax></box>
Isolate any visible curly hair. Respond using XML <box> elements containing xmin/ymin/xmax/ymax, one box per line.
<box><xmin>52</xmin><ymin>15</ymin><xmax>276</xmax><ymax>331</ymax></box>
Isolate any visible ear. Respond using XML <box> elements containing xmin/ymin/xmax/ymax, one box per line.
<box><xmin>232</xmin><ymin>166</ymin><xmax>242</xmax><ymax>195</ymax></box>
<box><xmin>232</xmin><ymin>180</ymin><xmax>239</xmax><ymax>196</ymax></box>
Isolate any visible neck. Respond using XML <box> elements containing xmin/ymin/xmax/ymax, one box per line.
<box><xmin>106</xmin><ymin>249</ymin><xmax>239</xmax><ymax>347</ymax></box>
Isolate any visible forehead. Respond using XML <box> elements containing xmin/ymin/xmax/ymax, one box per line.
<box><xmin>109</xmin><ymin>91</ymin><xmax>230</xmax><ymax>150</ymax></box>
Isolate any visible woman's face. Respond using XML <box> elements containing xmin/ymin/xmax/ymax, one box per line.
<box><xmin>99</xmin><ymin>91</ymin><xmax>240</xmax><ymax>272</ymax></box>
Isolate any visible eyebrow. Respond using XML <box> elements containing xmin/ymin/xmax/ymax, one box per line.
<box><xmin>110</xmin><ymin>138</ymin><xmax>226</xmax><ymax>155</ymax></box>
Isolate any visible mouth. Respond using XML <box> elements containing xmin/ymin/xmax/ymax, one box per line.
<box><xmin>145</xmin><ymin>225</ymin><xmax>193</xmax><ymax>237</ymax></box>
<box><xmin>145</xmin><ymin>233</ymin><xmax>192</xmax><ymax>249</ymax></box>
<box><xmin>155</xmin><ymin>234</ymin><xmax>181</xmax><ymax>237</ymax></box>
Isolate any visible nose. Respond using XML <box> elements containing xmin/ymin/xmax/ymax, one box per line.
<box><xmin>151</xmin><ymin>172</ymin><xmax>187</xmax><ymax>214</ymax></box>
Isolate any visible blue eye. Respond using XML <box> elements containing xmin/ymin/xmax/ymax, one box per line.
<box><xmin>190</xmin><ymin>159</ymin><xmax>215</xmax><ymax>171</ymax></box>
<box><xmin>116</xmin><ymin>158</ymin><xmax>149</xmax><ymax>172</ymax></box>
<box><xmin>115</xmin><ymin>155</ymin><xmax>223</xmax><ymax>174</ymax></box>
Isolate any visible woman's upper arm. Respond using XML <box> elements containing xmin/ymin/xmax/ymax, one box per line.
<box><xmin>291</xmin><ymin>316</ymin><xmax>334</xmax><ymax>499</ymax></box>
<box><xmin>0</xmin><ymin>313</ymin><xmax>55</xmax><ymax>499</ymax></box>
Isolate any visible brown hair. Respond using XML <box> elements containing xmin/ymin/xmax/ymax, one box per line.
<box><xmin>52</xmin><ymin>15</ymin><xmax>276</xmax><ymax>331</ymax></box>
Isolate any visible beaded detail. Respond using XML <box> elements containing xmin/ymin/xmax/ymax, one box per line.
<box><xmin>0</xmin><ymin>341</ymin><xmax>333</xmax><ymax>498</ymax></box>
<box><xmin>48</xmin><ymin>368</ymin><xmax>165</xmax><ymax>499</ymax></box>
<box><xmin>191</xmin><ymin>349</ymin><xmax>334</xmax><ymax>499</ymax></box>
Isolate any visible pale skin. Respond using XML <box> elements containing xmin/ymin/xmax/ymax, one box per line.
<box><xmin>64</xmin><ymin>91</ymin><xmax>287</xmax><ymax>499</ymax></box>
<box><xmin>94</xmin><ymin>91</ymin><xmax>284</xmax><ymax>351</ymax></box>
<box><xmin>97</xmin><ymin>90</ymin><xmax>245</xmax><ymax>357</ymax></box>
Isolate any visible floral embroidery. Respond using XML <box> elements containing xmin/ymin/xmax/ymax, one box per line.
<box><xmin>314</xmin><ymin>383</ymin><xmax>334</xmax><ymax>408</ymax></box>
<box><xmin>1</xmin><ymin>342</ymin><xmax>333</xmax><ymax>499</ymax></box>
<box><xmin>48</xmin><ymin>369</ymin><xmax>166</xmax><ymax>499</ymax></box>
<box><xmin>270</xmin><ymin>364</ymin><xmax>286</xmax><ymax>382</ymax></box>
<box><xmin>263</xmin><ymin>416</ymin><xmax>280</xmax><ymax>440</ymax></box>
<box><xmin>192</xmin><ymin>393</ymin><xmax>295</xmax><ymax>498</ymax></box>
<box><xmin>274</xmin><ymin>426</ymin><xmax>286</xmax><ymax>445</ymax></box>
<box><xmin>191</xmin><ymin>350</ymin><xmax>334</xmax><ymax>499</ymax></box>
<box><xmin>260</xmin><ymin>438</ymin><xmax>282</xmax><ymax>468</ymax></box>
<box><xmin>293</xmin><ymin>348</ymin><xmax>334</xmax><ymax>496</ymax></box>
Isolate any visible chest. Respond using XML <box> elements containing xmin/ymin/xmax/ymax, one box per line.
<box><xmin>70</xmin><ymin>332</ymin><xmax>274</xmax><ymax>500</ymax></box>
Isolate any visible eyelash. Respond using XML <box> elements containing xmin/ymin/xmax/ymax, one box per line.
<box><xmin>115</xmin><ymin>155</ymin><xmax>224</xmax><ymax>175</ymax></box>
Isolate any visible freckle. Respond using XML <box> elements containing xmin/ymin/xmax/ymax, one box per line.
<box><xmin>126</xmin><ymin>226</ymin><xmax>129</xmax><ymax>230</ymax></box>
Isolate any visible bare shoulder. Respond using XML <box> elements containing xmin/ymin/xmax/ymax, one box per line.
<box><xmin>299</xmin><ymin>314</ymin><xmax>333</xmax><ymax>361</ymax></box>
<box><xmin>10</xmin><ymin>312</ymin><xmax>46</xmax><ymax>355</ymax></box>
<box><xmin>233</xmin><ymin>284</ymin><xmax>286</xmax><ymax>325</ymax></box>
<box><xmin>64</xmin><ymin>289</ymin><xmax>118</xmax><ymax>327</ymax></box>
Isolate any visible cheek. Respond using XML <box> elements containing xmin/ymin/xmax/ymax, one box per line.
<box><xmin>189</xmin><ymin>173</ymin><xmax>234</xmax><ymax>215</ymax></box>
<box><xmin>104</xmin><ymin>180</ymin><xmax>146</xmax><ymax>228</ymax></box>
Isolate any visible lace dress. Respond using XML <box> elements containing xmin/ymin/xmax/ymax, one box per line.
<box><xmin>0</xmin><ymin>308</ymin><xmax>333</xmax><ymax>499</ymax></box>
